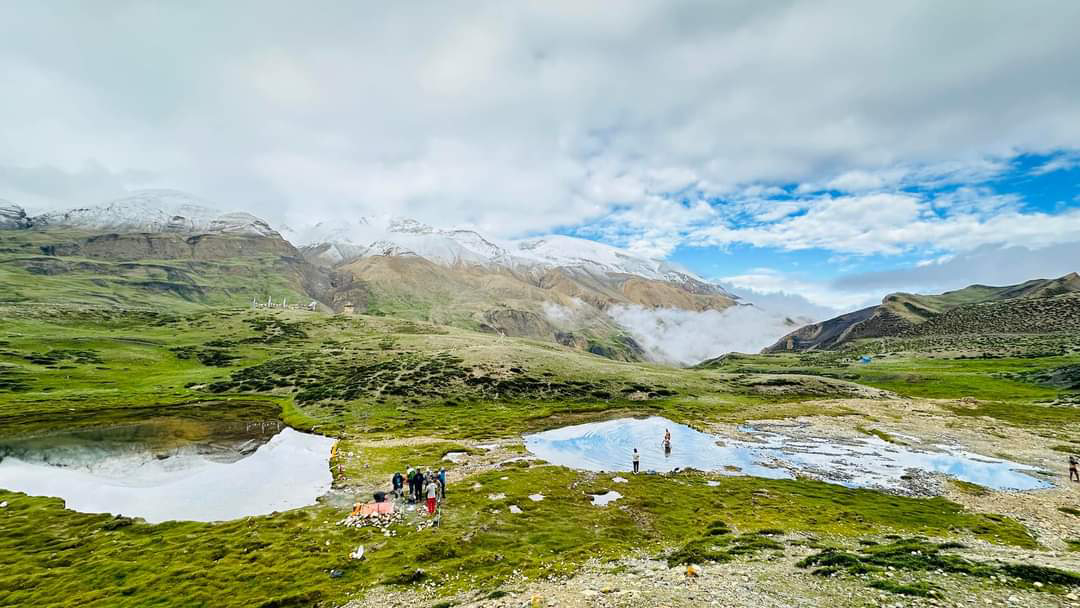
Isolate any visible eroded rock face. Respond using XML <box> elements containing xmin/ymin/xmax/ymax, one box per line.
<box><xmin>0</xmin><ymin>202</ymin><xmax>31</xmax><ymax>229</ymax></box>
<box><xmin>38</xmin><ymin>232</ymin><xmax>300</xmax><ymax>261</ymax></box>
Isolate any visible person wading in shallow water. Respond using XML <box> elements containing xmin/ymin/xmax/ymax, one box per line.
<box><xmin>1070</xmin><ymin>455</ymin><xmax>1079</xmax><ymax>482</ymax></box>
<box><xmin>632</xmin><ymin>448</ymin><xmax>640</xmax><ymax>473</ymax></box>
<box><xmin>662</xmin><ymin>429</ymin><xmax>672</xmax><ymax>454</ymax></box>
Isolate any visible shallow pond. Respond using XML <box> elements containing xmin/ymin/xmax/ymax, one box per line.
<box><xmin>523</xmin><ymin>416</ymin><xmax>1048</xmax><ymax>492</ymax></box>
<box><xmin>0</xmin><ymin>415</ymin><xmax>335</xmax><ymax>523</ymax></box>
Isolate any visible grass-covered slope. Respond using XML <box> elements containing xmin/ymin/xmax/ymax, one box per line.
<box><xmin>0</xmin><ymin>227</ymin><xmax>322</xmax><ymax>310</ymax></box>
<box><xmin>766</xmin><ymin>273</ymin><xmax>1080</xmax><ymax>353</ymax></box>
<box><xmin>3</xmin><ymin>305</ymin><xmax>1080</xmax><ymax>606</ymax></box>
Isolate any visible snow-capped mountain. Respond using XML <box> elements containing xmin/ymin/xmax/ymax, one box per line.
<box><xmin>508</xmin><ymin>235</ymin><xmax>702</xmax><ymax>285</ymax></box>
<box><xmin>0</xmin><ymin>200</ymin><xmax>30</xmax><ymax>229</ymax></box>
<box><xmin>33</xmin><ymin>190</ymin><xmax>281</xmax><ymax>238</ymax></box>
<box><xmin>298</xmin><ymin>216</ymin><xmax>721</xmax><ymax>291</ymax></box>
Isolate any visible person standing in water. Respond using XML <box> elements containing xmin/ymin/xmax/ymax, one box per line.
<box><xmin>632</xmin><ymin>448</ymin><xmax>640</xmax><ymax>474</ymax></box>
<box><xmin>663</xmin><ymin>429</ymin><xmax>672</xmax><ymax>453</ymax></box>
<box><xmin>1070</xmin><ymin>455</ymin><xmax>1079</xmax><ymax>482</ymax></box>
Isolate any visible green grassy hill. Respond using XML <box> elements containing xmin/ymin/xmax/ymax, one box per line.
<box><xmin>766</xmin><ymin>273</ymin><xmax>1080</xmax><ymax>352</ymax></box>
<box><xmin>0</xmin><ymin>227</ymin><xmax>324</xmax><ymax>310</ymax></box>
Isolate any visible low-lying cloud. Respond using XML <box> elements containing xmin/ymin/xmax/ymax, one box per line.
<box><xmin>608</xmin><ymin>304</ymin><xmax>806</xmax><ymax>366</ymax></box>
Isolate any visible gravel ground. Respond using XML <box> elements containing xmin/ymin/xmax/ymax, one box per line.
<box><xmin>342</xmin><ymin>549</ymin><xmax>1080</xmax><ymax>608</ymax></box>
<box><xmin>338</xmin><ymin>397</ymin><xmax>1080</xmax><ymax>607</ymax></box>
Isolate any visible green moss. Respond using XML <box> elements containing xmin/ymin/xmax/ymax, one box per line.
<box><xmin>869</xmin><ymin>580</ymin><xmax>938</xmax><ymax>597</ymax></box>
<box><xmin>951</xmin><ymin>480</ymin><xmax>991</xmax><ymax>497</ymax></box>
<box><xmin>799</xmin><ymin>538</ymin><xmax>1080</xmax><ymax>598</ymax></box>
<box><xmin>856</xmin><ymin>426</ymin><xmax>903</xmax><ymax>444</ymax></box>
<box><xmin>0</xmin><ymin>468</ymin><xmax>1039</xmax><ymax>607</ymax></box>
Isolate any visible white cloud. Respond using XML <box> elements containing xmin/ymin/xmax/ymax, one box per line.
<box><xmin>833</xmin><ymin>243</ymin><xmax>1080</xmax><ymax>294</ymax></box>
<box><xmin>0</xmin><ymin>1</ymin><xmax>1077</xmax><ymax>246</ymax></box>
<box><xmin>719</xmin><ymin>269</ymin><xmax>878</xmax><ymax>312</ymax></box>
<box><xmin>609</xmin><ymin>304</ymin><xmax>808</xmax><ymax>365</ymax></box>
<box><xmin>1031</xmin><ymin>152</ymin><xmax>1080</xmax><ymax>176</ymax></box>
<box><xmin>691</xmin><ymin>193</ymin><xmax>1080</xmax><ymax>256</ymax></box>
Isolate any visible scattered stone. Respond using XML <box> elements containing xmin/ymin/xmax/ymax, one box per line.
<box><xmin>528</xmin><ymin>494</ymin><xmax>545</xmax><ymax>502</ymax></box>
<box><xmin>509</xmin><ymin>505</ymin><xmax>523</xmax><ymax>514</ymax></box>
<box><xmin>488</xmin><ymin>493</ymin><xmax>506</xmax><ymax>500</ymax></box>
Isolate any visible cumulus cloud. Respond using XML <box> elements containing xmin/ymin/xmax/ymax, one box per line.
<box><xmin>719</xmin><ymin>269</ymin><xmax>880</xmax><ymax>312</ymax></box>
<box><xmin>691</xmin><ymin>193</ymin><xmax>1080</xmax><ymax>256</ymax></box>
<box><xmin>609</xmin><ymin>304</ymin><xmax>810</xmax><ymax>366</ymax></box>
<box><xmin>833</xmin><ymin>243</ymin><xmax>1080</xmax><ymax>294</ymax></box>
<box><xmin>719</xmin><ymin>244</ymin><xmax>1080</xmax><ymax>315</ymax></box>
<box><xmin>1</xmin><ymin>1</ymin><xmax>1078</xmax><ymax>250</ymax></box>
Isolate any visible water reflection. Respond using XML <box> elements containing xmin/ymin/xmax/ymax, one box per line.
<box><xmin>523</xmin><ymin>416</ymin><xmax>1048</xmax><ymax>491</ymax></box>
<box><xmin>0</xmin><ymin>418</ymin><xmax>335</xmax><ymax>522</ymax></box>
<box><xmin>524</xmin><ymin>416</ymin><xmax>789</xmax><ymax>479</ymax></box>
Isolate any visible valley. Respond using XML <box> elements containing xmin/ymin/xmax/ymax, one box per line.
<box><xmin>1</xmin><ymin>195</ymin><xmax>1080</xmax><ymax>607</ymax></box>
<box><xmin>2</xmin><ymin>299</ymin><xmax>1080</xmax><ymax>607</ymax></box>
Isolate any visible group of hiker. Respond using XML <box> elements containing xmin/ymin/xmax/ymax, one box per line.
<box><xmin>632</xmin><ymin>428</ymin><xmax>673</xmax><ymax>474</ymax></box>
<box><xmin>391</xmin><ymin>467</ymin><xmax>446</xmax><ymax>515</ymax></box>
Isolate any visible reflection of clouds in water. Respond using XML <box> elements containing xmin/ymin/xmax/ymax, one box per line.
<box><xmin>525</xmin><ymin>417</ymin><xmax>1048</xmax><ymax>491</ymax></box>
<box><xmin>524</xmin><ymin>416</ymin><xmax>789</xmax><ymax>479</ymax></box>
<box><xmin>0</xmin><ymin>428</ymin><xmax>335</xmax><ymax>522</ymax></box>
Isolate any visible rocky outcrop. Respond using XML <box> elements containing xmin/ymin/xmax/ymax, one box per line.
<box><xmin>479</xmin><ymin>308</ymin><xmax>556</xmax><ymax>339</ymax></box>
<box><xmin>39</xmin><ymin>232</ymin><xmax>299</xmax><ymax>261</ymax></box>
<box><xmin>0</xmin><ymin>202</ymin><xmax>30</xmax><ymax>229</ymax></box>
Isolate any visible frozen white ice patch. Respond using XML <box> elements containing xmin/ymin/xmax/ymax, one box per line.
<box><xmin>608</xmin><ymin>304</ymin><xmax>807</xmax><ymax>366</ymax></box>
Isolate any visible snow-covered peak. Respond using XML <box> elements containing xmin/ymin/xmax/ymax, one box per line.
<box><xmin>286</xmin><ymin>218</ymin><xmax>371</xmax><ymax>245</ymax></box>
<box><xmin>34</xmin><ymin>189</ymin><xmax>281</xmax><ymax>238</ymax></box>
<box><xmin>508</xmin><ymin>234</ymin><xmax>704</xmax><ymax>283</ymax></box>
<box><xmin>0</xmin><ymin>200</ymin><xmax>31</xmax><ymax>229</ymax></box>
<box><xmin>295</xmin><ymin>214</ymin><xmax>721</xmax><ymax>290</ymax></box>
<box><xmin>387</xmin><ymin>218</ymin><xmax>434</xmax><ymax>235</ymax></box>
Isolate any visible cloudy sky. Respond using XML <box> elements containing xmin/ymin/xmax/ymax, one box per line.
<box><xmin>2</xmin><ymin>1</ymin><xmax>1079</xmax><ymax>311</ymax></box>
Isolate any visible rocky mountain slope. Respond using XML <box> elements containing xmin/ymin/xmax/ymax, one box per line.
<box><xmin>0</xmin><ymin>192</ymin><xmax>331</xmax><ymax>311</ymax></box>
<box><xmin>0</xmin><ymin>191</ymin><xmax>744</xmax><ymax>362</ymax></box>
<box><xmin>294</xmin><ymin>217</ymin><xmax>737</xmax><ymax>360</ymax></box>
<box><xmin>32</xmin><ymin>190</ymin><xmax>281</xmax><ymax>237</ymax></box>
<box><xmin>766</xmin><ymin>273</ymin><xmax>1080</xmax><ymax>352</ymax></box>
<box><xmin>0</xmin><ymin>201</ymin><xmax>31</xmax><ymax>229</ymax></box>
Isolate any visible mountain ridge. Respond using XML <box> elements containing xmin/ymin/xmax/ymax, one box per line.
<box><xmin>766</xmin><ymin>273</ymin><xmax>1080</xmax><ymax>352</ymax></box>
<box><xmin>0</xmin><ymin>190</ymin><xmax>744</xmax><ymax>363</ymax></box>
